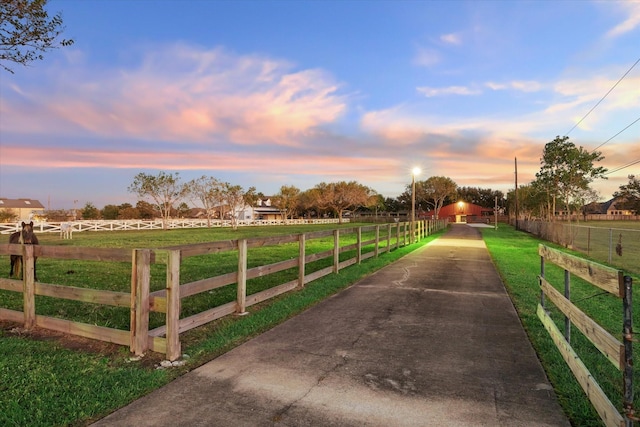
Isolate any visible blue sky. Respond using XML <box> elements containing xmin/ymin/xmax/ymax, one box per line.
<box><xmin>1</xmin><ymin>0</ymin><xmax>639</xmax><ymax>210</ymax></box>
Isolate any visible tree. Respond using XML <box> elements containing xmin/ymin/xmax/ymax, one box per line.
<box><xmin>312</xmin><ymin>181</ymin><xmax>374</xmax><ymax>224</ymax></box>
<box><xmin>535</xmin><ymin>136</ymin><xmax>607</xmax><ymax>222</ymax></box>
<box><xmin>136</xmin><ymin>201</ymin><xmax>156</xmax><ymax>219</ymax></box>
<box><xmin>272</xmin><ymin>185</ymin><xmax>301</xmax><ymax>222</ymax></box>
<box><xmin>101</xmin><ymin>204</ymin><xmax>120</xmax><ymax>220</ymax></box>
<box><xmin>0</xmin><ymin>209</ymin><xmax>18</xmax><ymax>223</ymax></box>
<box><xmin>128</xmin><ymin>171</ymin><xmax>187</xmax><ymax>229</ymax></box>
<box><xmin>614</xmin><ymin>175</ymin><xmax>640</xmax><ymax>214</ymax></box>
<box><xmin>1</xmin><ymin>0</ymin><xmax>74</xmax><ymax>73</ymax></box>
<box><xmin>186</xmin><ymin>175</ymin><xmax>224</xmax><ymax>227</ymax></box>
<box><xmin>416</xmin><ymin>176</ymin><xmax>458</xmax><ymax>219</ymax></box>
<box><xmin>81</xmin><ymin>202</ymin><xmax>99</xmax><ymax>219</ymax></box>
<box><xmin>219</xmin><ymin>183</ymin><xmax>256</xmax><ymax>230</ymax></box>
<box><xmin>457</xmin><ymin>186</ymin><xmax>504</xmax><ymax>209</ymax></box>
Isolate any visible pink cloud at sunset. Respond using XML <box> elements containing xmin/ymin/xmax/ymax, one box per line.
<box><xmin>1</xmin><ymin>1</ymin><xmax>638</xmax><ymax>209</ymax></box>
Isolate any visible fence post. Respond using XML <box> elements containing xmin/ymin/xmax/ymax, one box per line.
<box><xmin>395</xmin><ymin>222</ymin><xmax>400</xmax><ymax>250</ymax></box>
<box><xmin>564</xmin><ymin>269</ymin><xmax>571</xmax><ymax>343</ymax></box>
<box><xmin>298</xmin><ymin>233</ymin><xmax>306</xmax><ymax>288</ymax></box>
<box><xmin>623</xmin><ymin>275</ymin><xmax>635</xmax><ymax>426</ymax></box>
<box><xmin>236</xmin><ymin>239</ymin><xmax>248</xmax><ymax>315</ymax></box>
<box><xmin>386</xmin><ymin>223</ymin><xmax>391</xmax><ymax>253</ymax></box>
<box><xmin>539</xmin><ymin>250</ymin><xmax>546</xmax><ymax>309</ymax></box>
<box><xmin>333</xmin><ymin>229</ymin><xmax>340</xmax><ymax>274</ymax></box>
<box><xmin>166</xmin><ymin>249</ymin><xmax>181</xmax><ymax>361</ymax></box>
<box><xmin>609</xmin><ymin>228</ymin><xmax>613</xmax><ymax>264</ymax></box>
<box><xmin>357</xmin><ymin>227</ymin><xmax>362</xmax><ymax>264</ymax></box>
<box><xmin>375</xmin><ymin>225</ymin><xmax>380</xmax><ymax>257</ymax></box>
<box><xmin>131</xmin><ymin>249</ymin><xmax>150</xmax><ymax>356</ymax></box>
<box><xmin>23</xmin><ymin>244</ymin><xmax>36</xmax><ymax>329</ymax></box>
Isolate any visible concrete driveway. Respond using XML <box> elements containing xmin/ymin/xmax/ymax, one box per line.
<box><xmin>93</xmin><ymin>224</ymin><xmax>570</xmax><ymax>426</ymax></box>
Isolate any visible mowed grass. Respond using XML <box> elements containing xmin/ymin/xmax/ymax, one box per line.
<box><xmin>1</xmin><ymin>223</ymin><xmax>439</xmax><ymax>427</ymax></box>
<box><xmin>2</xmin><ymin>222</ymin><xmax>638</xmax><ymax>426</ymax></box>
<box><xmin>480</xmin><ymin>225</ymin><xmax>640</xmax><ymax>427</ymax></box>
<box><xmin>552</xmin><ymin>220</ymin><xmax>640</xmax><ymax>275</ymax></box>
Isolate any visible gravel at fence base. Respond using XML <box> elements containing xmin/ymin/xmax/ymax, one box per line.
<box><xmin>92</xmin><ymin>224</ymin><xmax>570</xmax><ymax>427</ymax></box>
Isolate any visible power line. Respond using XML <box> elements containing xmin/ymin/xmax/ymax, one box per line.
<box><xmin>604</xmin><ymin>159</ymin><xmax>640</xmax><ymax>176</ymax></box>
<box><xmin>564</xmin><ymin>56</ymin><xmax>640</xmax><ymax>137</ymax></box>
<box><xmin>591</xmin><ymin>116</ymin><xmax>640</xmax><ymax>152</ymax></box>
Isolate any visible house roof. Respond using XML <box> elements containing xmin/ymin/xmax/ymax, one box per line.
<box><xmin>0</xmin><ymin>198</ymin><xmax>45</xmax><ymax>209</ymax></box>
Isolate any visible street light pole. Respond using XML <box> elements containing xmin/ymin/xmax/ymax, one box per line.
<box><xmin>411</xmin><ymin>167</ymin><xmax>420</xmax><ymax>243</ymax></box>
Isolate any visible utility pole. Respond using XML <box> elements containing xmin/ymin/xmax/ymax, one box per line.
<box><xmin>514</xmin><ymin>157</ymin><xmax>519</xmax><ymax>231</ymax></box>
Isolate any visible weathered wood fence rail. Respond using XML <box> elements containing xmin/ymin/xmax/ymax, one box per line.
<box><xmin>537</xmin><ymin>244</ymin><xmax>635</xmax><ymax>427</ymax></box>
<box><xmin>0</xmin><ymin>218</ymin><xmax>348</xmax><ymax>235</ymax></box>
<box><xmin>0</xmin><ymin>220</ymin><xmax>446</xmax><ymax>361</ymax></box>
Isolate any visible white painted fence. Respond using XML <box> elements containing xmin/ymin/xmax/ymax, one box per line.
<box><xmin>0</xmin><ymin>218</ymin><xmax>347</xmax><ymax>235</ymax></box>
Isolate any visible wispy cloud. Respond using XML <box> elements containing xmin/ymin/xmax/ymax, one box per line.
<box><xmin>440</xmin><ymin>33</ymin><xmax>462</xmax><ymax>45</ymax></box>
<box><xmin>606</xmin><ymin>2</ymin><xmax>640</xmax><ymax>39</ymax></box>
<box><xmin>485</xmin><ymin>80</ymin><xmax>544</xmax><ymax>92</ymax></box>
<box><xmin>413</xmin><ymin>47</ymin><xmax>441</xmax><ymax>67</ymax></box>
<box><xmin>416</xmin><ymin>85</ymin><xmax>481</xmax><ymax>97</ymax></box>
<box><xmin>1</xmin><ymin>43</ymin><xmax>348</xmax><ymax>147</ymax></box>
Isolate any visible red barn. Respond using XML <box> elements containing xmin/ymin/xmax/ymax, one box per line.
<box><xmin>423</xmin><ymin>201</ymin><xmax>493</xmax><ymax>223</ymax></box>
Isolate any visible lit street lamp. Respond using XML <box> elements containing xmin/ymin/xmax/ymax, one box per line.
<box><xmin>411</xmin><ymin>167</ymin><xmax>420</xmax><ymax>243</ymax></box>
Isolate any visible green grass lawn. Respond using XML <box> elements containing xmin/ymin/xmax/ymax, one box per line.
<box><xmin>480</xmin><ymin>225</ymin><xmax>640</xmax><ymax>427</ymax></box>
<box><xmin>0</xmin><ymin>223</ymin><xmax>436</xmax><ymax>427</ymax></box>
<box><xmin>1</xmin><ymin>223</ymin><xmax>638</xmax><ymax>426</ymax></box>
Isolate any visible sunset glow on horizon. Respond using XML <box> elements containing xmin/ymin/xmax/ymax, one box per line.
<box><xmin>1</xmin><ymin>1</ymin><xmax>638</xmax><ymax>209</ymax></box>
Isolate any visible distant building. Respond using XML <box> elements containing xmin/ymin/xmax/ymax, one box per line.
<box><xmin>583</xmin><ymin>197</ymin><xmax>634</xmax><ymax>216</ymax></box>
<box><xmin>0</xmin><ymin>198</ymin><xmax>46</xmax><ymax>221</ymax></box>
<box><xmin>423</xmin><ymin>201</ymin><xmax>493</xmax><ymax>223</ymax></box>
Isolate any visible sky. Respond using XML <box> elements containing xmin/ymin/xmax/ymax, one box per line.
<box><xmin>1</xmin><ymin>0</ymin><xmax>639</xmax><ymax>210</ymax></box>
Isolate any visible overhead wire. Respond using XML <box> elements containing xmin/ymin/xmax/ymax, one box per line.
<box><xmin>604</xmin><ymin>159</ymin><xmax>640</xmax><ymax>176</ymax></box>
<box><xmin>591</xmin><ymin>116</ymin><xmax>640</xmax><ymax>152</ymax></box>
<box><xmin>564</xmin><ymin>56</ymin><xmax>640</xmax><ymax>137</ymax></box>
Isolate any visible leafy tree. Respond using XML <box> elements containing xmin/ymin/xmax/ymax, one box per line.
<box><xmin>176</xmin><ymin>202</ymin><xmax>191</xmax><ymax>218</ymax></box>
<box><xmin>80</xmin><ymin>202</ymin><xmax>99</xmax><ymax>219</ymax></box>
<box><xmin>128</xmin><ymin>171</ymin><xmax>187</xmax><ymax>229</ymax></box>
<box><xmin>384</xmin><ymin>197</ymin><xmax>403</xmax><ymax>214</ymax></box>
<box><xmin>136</xmin><ymin>201</ymin><xmax>156</xmax><ymax>219</ymax></box>
<box><xmin>101</xmin><ymin>204</ymin><xmax>120</xmax><ymax>220</ymax></box>
<box><xmin>312</xmin><ymin>181</ymin><xmax>374</xmax><ymax>224</ymax></box>
<box><xmin>415</xmin><ymin>176</ymin><xmax>458</xmax><ymax>219</ymax></box>
<box><xmin>506</xmin><ymin>184</ymin><xmax>546</xmax><ymax>220</ymax></box>
<box><xmin>535</xmin><ymin>136</ymin><xmax>606</xmax><ymax>222</ymax></box>
<box><xmin>457</xmin><ymin>187</ymin><xmax>505</xmax><ymax>209</ymax></box>
<box><xmin>1</xmin><ymin>0</ymin><xmax>74</xmax><ymax>73</ymax></box>
<box><xmin>272</xmin><ymin>185</ymin><xmax>301</xmax><ymax>222</ymax></box>
<box><xmin>298</xmin><ymin>189</ymin><xmax>320</xmax><ymax>219</ymax></box>
<box><xmin>0</xmin><ymin>209</ymin><xmax>18</xmax><ymax>223</ymax></box>
<box><xmin>614</xmin><ymin>175</ymin><xmax>640</xmax><ymax>214</ymax></box>
<box><xmin>118</xmin><ymin>205</ymin><xmax>139</xmax><ymax>219</ymax></box>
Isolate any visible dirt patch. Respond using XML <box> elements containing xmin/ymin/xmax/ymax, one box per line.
<box><xmin>0</xmin><ymin>320</ymin><xmax>165</xmax><ymax>369</ymax></box>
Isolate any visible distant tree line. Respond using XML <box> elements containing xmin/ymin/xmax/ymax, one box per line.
<box><xmin>30</xmin><ymin>136</ymin><xmax>637</xmax><ymax>226</ymax></box>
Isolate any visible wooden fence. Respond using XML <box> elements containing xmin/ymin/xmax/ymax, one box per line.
<box><xmin>0</xmin><ymin>220</ymin><xmax>446</xmax><ymax>361</ymax></box>
<box><xmin>0</xmin><ymin>218</ymin><xmax>347</xmax><ymax>235</ymax></box>
<box><xmin>537</xmin><ymin>244</ymin><xmax>635</xmax><ymax>427</ymax></box>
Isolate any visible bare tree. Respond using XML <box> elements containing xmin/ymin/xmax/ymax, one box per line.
<box><xmin>187</xmin><ymin>175</ymin><xmax>223</xmax><ymax>227</ymax></box>
<box><xmin>220</xmin><ymin>183</ymin><xmax>256</xmax><ymax>230</ymax></box>
<box><xmin>128</xmin><ymin>171</ymin><xmax>187</xmax><ymax>230</ymax></box>
<box><xmin>1</xmin><ymin>0</ymin><xmax>74</xmax><ymax>73</ymax></box>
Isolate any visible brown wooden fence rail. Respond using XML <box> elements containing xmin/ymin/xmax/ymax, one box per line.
<box><xmin>0</xmin><ymin>220</ymin><xmax>446</xmax><ymax>361</ymax></box>
<box><xmin>537</xmin><ymin>244</ymin><xmax>635</xmax><ymax>427</ymax></box>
